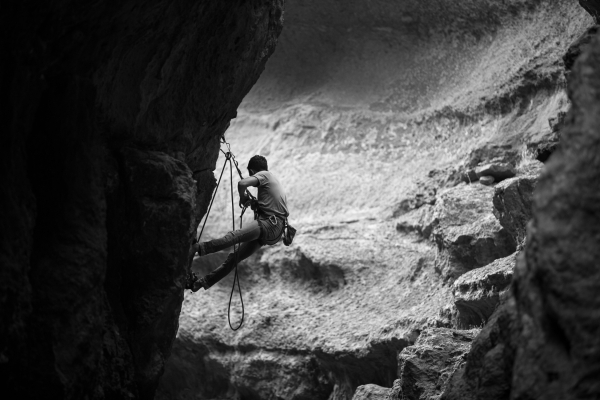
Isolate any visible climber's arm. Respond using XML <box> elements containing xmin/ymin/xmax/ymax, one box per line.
<box><xmin>238</xmin><ymin>176</ymin><xmax>259</xmax><ymax>207</ymax></box>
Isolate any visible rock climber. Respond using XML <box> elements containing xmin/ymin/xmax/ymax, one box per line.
<box><xmin>186</xmin><ymin>155</ymin><xmax>288</xmax><ymax>291</ymax></box>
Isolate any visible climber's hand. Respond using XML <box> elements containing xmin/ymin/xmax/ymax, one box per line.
<box><xmin>239</xmin><ymin>195</ymin><xmax>250</xmax><ymax>209</ymax></box>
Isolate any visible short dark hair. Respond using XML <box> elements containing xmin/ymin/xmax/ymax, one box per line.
<box><xmin>248</xmin><ymin>155</ymin><xmax>268</xmax><ymax>172</ymax></box>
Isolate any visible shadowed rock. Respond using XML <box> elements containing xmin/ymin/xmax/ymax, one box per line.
<box><xmin>398</xmin><ymin>328</ymin><xmax>478</xmax><ymax>400</ymax></box>
<box><xmin>474</xmin><ymin>163</ymin><xmax>516</xmax><ymax>182</ymax></box>
<box><xmin>441</xmin><ymin>296</ymin><xmax>518</xmax><ymax>400</ymax></box>
<box><xmin>442</xmin><ymin>23</ymin><xmax>600</xmax><ymax>400</ymax></box>
<box><xmin>430</xmin><ymin>184</ymin><xmax>515</xmax><ymax>280</ymax></box>
<box><xmin>492</xmin><ymin>174</ymin><xmax>539</xmax><ymax>247</ymax></box>
<box><xmin>1</xmin><ymin>1</ymin><xmax>284</xmax><ymax>398</ymax></box>
<box><xmin>352</xmin><ymin>384</ymin><xmax>394</xmax><ymax>400</ymax></box>
<box><xmin>453</xmin><ymin>253</ymin><xmax>516</xmax><ymax>329</ymax></box>
<box><xmin>396</xmin><ymin>204</ymin><xmax>436</xmax><ymax>239</ymax></box>
<box><xmin>461</xmin><ymin>144</ymin><xmax>520</xmax><ymax>183</ymax></box>
<box><xmin>579</xmin><ymin>0</ymin><xmax>600</xmax><ymax>23</ymax></box>
<box><xmin>397</xmin><ymin>183</ymin><xmax>515</xmax><ymax>280</ymax></box>
<box><xmin>479</xmin><ymin>176</ymin><xmax>495</xmax><ymax>186</ymax></box>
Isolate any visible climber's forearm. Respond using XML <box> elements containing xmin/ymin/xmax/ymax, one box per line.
<box><xmin>238</xmin><ymin>177</ymin><xmax>259</xmax><ymax>200</ymax></box>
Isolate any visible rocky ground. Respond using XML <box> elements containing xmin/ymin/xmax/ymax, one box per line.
<box><xmin>158</xmin><ymin>2</ymin><xmax>596</xmax><ymax>399</ymax></box>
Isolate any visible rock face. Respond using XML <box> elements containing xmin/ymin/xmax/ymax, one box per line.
<box><xmin>158</xmin><ymin>1</ymin><xmax>592</xmax><ymax>399</ymax></box>
<box><xmin>508</xmin><ymin>27</ymin><xmax>600</xmax><ymax>400</ymax></box>
<box><xmin>0</xmin><ymin>1</ymin><xmax>283</xmax><ymax>398</ymax></box>
<box><xmin>474</xmin><ymin>163</ymin><xmax>516</xmax><ymax>182</ymax></box>
<box><xmin>397</xmin><ymin>183</ymin><xmax>515</xmax><ymax>280</ymax></box>
<box><xmin>397</xmin><ymin>328</ymin><xmax>479</xmax><ymax>400</ymax></box>
<box><xmin>441</xmin><ymin>296</ymin><xmax>519</xmax><ymax>400</ymax></box>
<box><xmin>352</xmin><ymin>384</ymin><xmax>393</xmax><ymax>400</ymax></box>
<box><xmin>452</xmin><ymin>253</ymin><xmax>516</xmax><ymax>329</ymax></box>
<box><xmin>492</xmin><ymin>174</ymin><xmax>539</xmax><ymax>247</ymax></box>
<box><xmin>442</xmin><ymin>26</ymin><xmax>600</xmax><ymax>400</ymax></box>
<box><xmin>432</xmin><ymin>185</ymin><xmax>515</xmax><ymax>280</ymax></box>
<box><xmin>105</xmin><ymin>149</ymin><xmax>198</xmax><ymax>397</ymax></box>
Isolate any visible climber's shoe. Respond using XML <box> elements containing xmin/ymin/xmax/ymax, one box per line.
<box><xmin>184</xmin><ymin>272</ymin><xmax>198</xmax><ymax>290</ymax></box>
<box><xmin>192</xmin><ymin>277</ymin><xmax>208</xmax><ymax>292</ymax></box>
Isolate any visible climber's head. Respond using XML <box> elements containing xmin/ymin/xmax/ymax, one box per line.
<box><xmin>247</xmin><ymin>155</ymin><xmax>268</xmax><ymax>175</ymax></box>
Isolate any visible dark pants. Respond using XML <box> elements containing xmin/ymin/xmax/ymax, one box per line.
<box><xmin>202</xmin><ymin>220</ymin><xmax>262</xmax><ymax>288</ymax></box>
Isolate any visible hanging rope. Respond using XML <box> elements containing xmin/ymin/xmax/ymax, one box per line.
<box><xmin>191</xmin><ymin>135</ymin><xmax>249</xmax><ymax>331</ymax></box>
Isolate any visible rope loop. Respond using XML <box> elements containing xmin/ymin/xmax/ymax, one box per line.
<box><xmin>193</xmin><ymin>134</ymin><xmax>245</xmax><ymax>331</ymax></box>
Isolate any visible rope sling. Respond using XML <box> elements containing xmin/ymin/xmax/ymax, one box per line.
<box><xmin>191</xmin><ymin>136</ymin><xmax>253</xmax><ymax>331</ymax></box>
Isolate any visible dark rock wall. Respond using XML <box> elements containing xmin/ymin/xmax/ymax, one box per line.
<box><xmin>0</xmin><ymin>1</ymin><xmax>283</xmax><ymax>398</ymax></box>
<box><xmin>510</xmin><ymin>26</ymin><xmax>600</xmax><ymax>400</ymax></box>
<box><xmin>442</xmin><ymin>25</ymin><xmax>600</xmax><ymax>400</ymax></box>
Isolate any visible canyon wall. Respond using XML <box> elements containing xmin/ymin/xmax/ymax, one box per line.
<box><xmin>442</xmin><ymin>17</ymin><xmax>600</xmax><ymax>400</ymax></box>
<box><xmin>1</xmin><ymin>1</ymin><xmax>283</xmax><ymax>398</ymax></box>
<box><xmin>160</xmin><ymin>1</ymin><xmax>597</xmax><ymax>399</ymax></box>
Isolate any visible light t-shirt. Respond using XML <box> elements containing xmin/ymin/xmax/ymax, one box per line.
<box><xmin>253</xmin><ymin>170</ymin><xmax>289</xmax><ymax>218</ymax></box>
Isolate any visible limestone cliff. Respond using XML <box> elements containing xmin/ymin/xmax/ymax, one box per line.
<box><xmin>1</xmin><ymin>1</ymin><xmax>283</xmax><ymax>398</ymax></box>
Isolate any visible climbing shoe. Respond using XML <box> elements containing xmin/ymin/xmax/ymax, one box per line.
<box><xmin>192</xmin><ymin>277</ymin><xmax>208</xmax><ymax>292</ymax></box>
<box><xmin>184</xmin><ymin>272</ymin><xmax>198</xmax><ymax>290</ymax></box>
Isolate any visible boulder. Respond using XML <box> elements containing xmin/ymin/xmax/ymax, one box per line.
<box><xmin>526</xmin><ymin>112</ymin><xmax>565</xmax><ymax>162</ymax></box>
<box><xmin>441</xmin><ymin>296</ymin><xmax>519</xmax><ymax>400</ymax></box>
<box><xmin>392</xmin><ymin>181</ymin><xmax>437</xmax><ymax>217</ymax></box>
<box><xmin>397</xmin><ymin>184</ymin><xmax>515</xmax><ymax>280</ymax></box>
<box><xmin>352</xmin><ymin>384</ymin><xmax>393</xmax><ymax>400</ymax></box>
<box><xmin>492</xmin><ymin>174</ymin><xmax>539</xmax><ymax>248</ymax></box>
<box><xmin>396</xmin><ymin>204</ymin><xmax>436</xmax><ymax>239</ymax></box>
<box><xmin>474</xmin><ymin>163</ymin><xmax>516</xmax><ymax>182</ymax></box>
<box><xmin>460</xmin><ymin>144</ymin><xmax>520</xmax><ymax>183</ymax></box>
<box><xmin>430</xmin><ymin>184</ymin><xmax>515</xmax><ymax>280</ymax></box>
<box><xmin>398</xmin><ymin>328</ymin><xmax>478</xmax><ymax>400</ymax></box>
<box><xmin>463</xmin><ymin>144</ymin><xmax>520</xmax><ymax>171</ymax></box>
<box><xmin>452</xmin><ymin>253</ymin><xmax>516</xmax><ymax>328</ymax></box>
<box><xmin>479</xmin><ymin>176</ymin><xmax>495</xmax><ymax>186</ymax></box>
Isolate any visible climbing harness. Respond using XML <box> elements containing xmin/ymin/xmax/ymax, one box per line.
<box><xmin>188</xmin><ymin>136</ymin><xmax>254</xmax><ymax>331</ymax></box>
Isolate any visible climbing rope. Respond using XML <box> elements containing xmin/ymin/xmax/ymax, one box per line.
<box><xmin>192</xmin><ymin>135</ymin><xmax>251</xmax><ymax>331</ymax></box>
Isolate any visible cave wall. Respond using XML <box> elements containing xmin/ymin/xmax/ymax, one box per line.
<box><xmin>442</xmin><ymin>10</ymin><xmax>600</xmax><ymax>400</ymax></box>
<box><xmin>0</xmin><ymin>0</ymin><xmax>283</xmax><ymax>398</ymax></box>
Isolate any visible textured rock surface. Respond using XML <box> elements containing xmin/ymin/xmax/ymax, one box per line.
<box><xmin>441</xmin><ymin>296</ymin><xmax>518</xmax><ymax>400</ymax></box>
<box><xmin>396</xmin><ymin>183</ymin><xmax>515</xmax><ymax>280</ymax></box>
<box><xmin>159</xmin><ymin>1</ymin><xmax>593</xmax><ymax>399</ymax></box>
<box><xmin>398</xmin><ymin>328</ymin><xmax>479</xmax><ymax>400</ymax></box>
<box><xmin>430</xmin><ymin>185</ymin><xmax>515</xmax><ymax>280</ymax></box>
<box><xmin>474</xmin><ymin>163</ymin><xmax>516</xmax><ymax>182</ymax></box>
<box><xmin>452</xmin><ymin>253</ymin><xmax>516</xmax><ymax>329</ymax></box>
<box><xmin>352</xmin><ymin>384</ymin><xmax>393</xmax><ymax>400</ymax></box>
<box><xmin>159</xmin><ymin>225</ymin><xmax>446</xmax><ymax>400</ymax></box>
<box><xmin>1</xmin><ymin>0</ymin><xmax>283</xmax><ymax>398</ymax></box>
<box><xmin>396</xmin><ymin>205</ymin><xmax>436</xmax><ymax>238</ymax></box>
<box><xmin>479</xmin><ymin>176</ymin><xmax>495</xmax><ymax>186</ymax></box>
<box><xmin>443</xmin><ymin>22</ymin><xmax>600</xmax><ymax>400</ymax></box>
<box><xmin>105</xmin><ymin>148</ymin><xmax>198</xmax><ymax>397</ymax></box>
<box><xmin>492</xmin><ymin>174</ymin><xmax>539</xmax><ymax>247</ymax></box>
<box><xmin>508</xmin><ymin>26</ymin><xmax>600</xmax><ymax>400</ymax></box>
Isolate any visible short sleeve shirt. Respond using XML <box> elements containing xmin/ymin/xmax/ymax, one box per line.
<box><xmin>253</xmin><ymin>171</ymin><xmax>289</xmax><ymax>218</ymax></box>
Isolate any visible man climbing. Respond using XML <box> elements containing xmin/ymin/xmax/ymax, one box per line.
<box><xmin>186</xmin><ymin>155</ymin><xmax>288</xmax><ymax>292</ymax></box>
